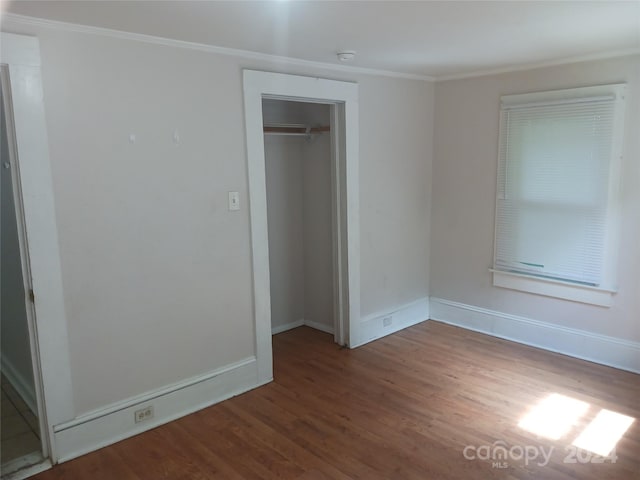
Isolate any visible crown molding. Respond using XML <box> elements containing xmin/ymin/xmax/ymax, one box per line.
<box><xmin>3</xmin><ymin>13</ymin><xmax>637</xmax><ymax>84</ymax></box>
<box><xmin>435</xmin><ymin>48</ymin><xmax>640</xmax><ymax>82</ymax></box>
<box><xmin>1</xmin><ymin>13</ymin><xmax>436</xmax><ymax>82</ymax></box>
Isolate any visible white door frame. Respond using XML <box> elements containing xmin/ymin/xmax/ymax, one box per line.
<box><xmin>1</xmin><ymin>32</ymin><xmax>74</xmax><ymax>464</ymax></box>
<box><xmin>243</xmin><ymin>70</ymin><xmax>360</xmax><ymax>384</ymax></box>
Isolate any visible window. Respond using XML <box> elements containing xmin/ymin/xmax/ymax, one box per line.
<box><xmin>493</xmin><ymin>84</ymin><xmax>626</xmax><ymax>306</ymax></box>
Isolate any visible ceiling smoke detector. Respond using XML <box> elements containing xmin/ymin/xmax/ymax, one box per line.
<box><xmin>337</xmin><ymin>50</ymin><xmax>356</xmax><ymax>62</ymax></box>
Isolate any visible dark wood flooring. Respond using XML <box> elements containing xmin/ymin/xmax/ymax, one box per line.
<box><xmin>31</xmin><ymin>321</ymin><xmax>640</xmax><ymax>479</ymax></box>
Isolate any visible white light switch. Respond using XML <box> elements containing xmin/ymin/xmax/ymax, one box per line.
<box><xmin>228</xmin><ymin>191</ymin><xmax>240</xmax><ymax>211</ymax></box>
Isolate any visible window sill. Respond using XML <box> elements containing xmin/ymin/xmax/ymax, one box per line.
<box><xmin>491</xmin><ymin>269</ymin><xmax>615</xmax><ymax>307</ymax></box>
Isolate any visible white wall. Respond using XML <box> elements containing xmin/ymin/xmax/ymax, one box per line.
<box><xmin>431</xmin><ymin>55</ymin><xmax>640</xmax><ymax>343</ymax></box>
<box><xmin>359</xmin><ymin>78</ymin><xmax>433</xmax><ymax>316</ymax></box>
<box><xmin>0</xmin><ymin>19</ymin><xmax>434</xmax><ymax>418</ymax></box>
<box><xmin>302</xmin><ymin>131</ymin><xmax>334</xmax><ymax>330</ymax></box>
<box><xmin>264</xmin><ymin>135</ymin><xmax>305</xmax><ymax>330</ymax></box>
<box><xmin>1</xmin><ymin>89</ymin><xmax>36</xmax><ymax>406</ymax></box>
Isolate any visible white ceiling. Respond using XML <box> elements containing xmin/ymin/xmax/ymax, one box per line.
<box><xmin>3</xmin><ymin>1</ymin><xmax>639</xmax><ymax>79</ymax></box>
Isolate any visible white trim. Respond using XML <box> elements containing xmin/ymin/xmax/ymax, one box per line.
<box><xmin>1</xmin><ymin>13</ymin><xmax>434</xmax><ymax>82</ymax></box>
<box><xmin>500</xmin><ymin>83</ymin><xmax>626</xmax><ymax>108</ymax></box>
<box><xmin>243</xmin><ymin>70</ymin><xmax>360</xmax><ymax>388</ymax></box>
<box><xmin>429</xmin><ymin>297</ymin><xmax>640</xmax><ymax>374</ymax></box>
<box><xmin>52</xmin><ymin>357</ymin><xmax>261</xmax><ymax>463</ymax></box>
<box><xmin>1</xmin><ymin>63</ymin><xmax>49</xmax><ymax>468</ymax></box>
<box><xmin>492</xmin><ymin>270</ymin><xmax>615</xmax><ymax>307</ymax></box>
<box><xmin>0</xmin><ymin>30</ymin><xmax>42</xmax><ymax>66</ymax></box>
<box><xmin>501</xmin><ymin>95</ymin><xmax>615</xmax><ymax>110</ymax></box>
<box><xmin>270</xmin><ymin>319</ymin><xmax>334</xmax><ymax>335</ymax></box>
<box><xmin>53</xmin><ymin>357</ymin><xmax>254</xmax><ymax>432</ymax></box>
<box><xmin>1</xmin><ymin>353</ymin><xmax>37</xmax><ymax>414</ymax></box>
<box><xmin>342</xmin><ymin>97</ymin><xmax>361</xmax><ymax>348</ymax></box>
<box><xmin>436</xmin><ymin>49</ymin><xmax>640</xmax><ymax>82</ymax></box>
<box><xmin>271</xmin><ymin>319</ymin><xmax>305</xmax><ymax>335</ymax></box>
<box><xmin>329</xmin><ymin>104</ymin><xmax>346</xmax><ymax>346</ymax></box>
<box><xmin>304</xmin><ymin>319</ymin><xmax>335</xmax><ymax>335</ymax></box>
<box><xmin>351</xmin><ymin>297</ymin><xmax>430</xmax><ymax>348</ymax></box>
<box><xmin>493</xmin><ymin>83</ymin><xmax>626</xmax><ymax>301</ymax></box>
<box><xmin>1</xmin><ymin>32</ymin><xmax>74</xmax><ymax>464</ymax></box>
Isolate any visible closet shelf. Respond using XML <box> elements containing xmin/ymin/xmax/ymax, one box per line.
<box><xmin>263</xmin><ymin>123</ymin><xmax>330</xmax><ymax>137</ymax></box>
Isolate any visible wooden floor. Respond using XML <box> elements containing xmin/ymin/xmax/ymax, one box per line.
<box><xmin>1</xmin><ymin>374</ymin><xmax>41</xmax><ymax>466</ymax></box>
<box><xmin>32</xmin><ymin>322</ymin><xmax>639</xmax><ymax>479</ymax></box>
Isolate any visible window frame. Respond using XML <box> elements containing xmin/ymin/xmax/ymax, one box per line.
<box><xmin>492</xmin><ymin>84</ymin><xmax>627</xmax><ymax>307</ymax></box>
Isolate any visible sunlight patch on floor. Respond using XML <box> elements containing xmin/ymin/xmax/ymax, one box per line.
<box><xmin>572</xmin><ymin>409</ymin><xmax>635</xmax><ymax>456</ymax></box>
<box><xmin>518</xmin><ymin>393</ymin><xmax>589</xmax><ymax>440</ymax></box>
<box><xmin>518</xmin><ymin>392</ymin><xmax>636</xmax><ymax>457</ymax></box>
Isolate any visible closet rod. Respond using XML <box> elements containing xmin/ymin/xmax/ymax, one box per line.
<box><xmin>263</xmin><ymin>124</ymin><xmax>330</xmax><ymax>136</ymax></box>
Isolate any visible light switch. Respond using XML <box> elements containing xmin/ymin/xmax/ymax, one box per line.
<box><xmin>228</xmin><ymin>191</ymin><xmax>240</xmax><ymax>211</ymax></box>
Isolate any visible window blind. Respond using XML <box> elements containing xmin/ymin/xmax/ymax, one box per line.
<box><xmin>495</xmin><ymin>97</ymin><xmax>616</xmax><ymax>286</ymax></box>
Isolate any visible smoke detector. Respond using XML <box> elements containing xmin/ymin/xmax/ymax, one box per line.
<box><xmin>337</xmin><ymin>50</ymin><xmax>356</xmax><ymax>62</ymax></box>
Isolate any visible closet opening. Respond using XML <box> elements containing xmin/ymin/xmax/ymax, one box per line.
<box><xmin>262</xmin><ymin>99</ymin><xmax>337</xmax><ymax>341</ymax></box>
<box><xmin>243</xmin><ymin>70</ymin><xmax>359</xmax><ymax>385</ymax></box>
<box><xmin>1</xmin><ymin>32</ymin><xmax>74</xmax><ymax>470</ymax></box>
<box><xmin>1</xmin><ymin>65</ymin><xmax>47</xmax><ymax>477</ymax></box>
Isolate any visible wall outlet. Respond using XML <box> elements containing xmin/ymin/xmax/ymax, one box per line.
<box><xmin>134</xmin><ymin>405</ymin><xmax>154</xmax><ymax>423</ymax></box>
<box><xmin>383</xmin><ymin>316</ymin><xmax>393</xmax><ymax>327</ymax></box>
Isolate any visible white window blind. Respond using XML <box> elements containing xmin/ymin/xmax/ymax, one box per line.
<box><xmin>494</xmin><ymin>85</ymin><xmax>625</xmax><ymax>288</ymax></box>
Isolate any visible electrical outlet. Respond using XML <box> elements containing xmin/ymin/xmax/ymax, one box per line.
<box><xmin>134</xmin><ymin>405</ymin><xmax>154</xmax><ymax>423</ymax></box>
<box><xmin>383</xmin><ymin>316</ymin><xmax>392</xmax><ymax>327</ymax></box>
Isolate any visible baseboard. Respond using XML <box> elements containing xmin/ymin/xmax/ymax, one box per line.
<box><xmin>1</xmin><ymin>353</ymin><xmax>37</xmax><ymax>414</ymax></box>
<box><xmin>429</xmin><ymin>297</ymin><xmax>640</xmax><ymax>374</ymax></box>
<box><xmin>351</xmin><ymin>297</ymin><xmax>429</xmax><ymax>348</ymax></box>
<box><xmin>304</xmin><ymin>319</ymin><xmax>334</xmax><ymax>334</ymax></box>
<box><xmin>271</xmin><ymin>319</ymin><xmax>334</xmax><ymax>335</ymax></box>
<box><xmin>271</xmin><ymin>319</ymin><xmax>304</xmax><ymax>335</ymax></box>
<box><xmin>52</xmin><ymin>356</ymin><xmax>263</xmax><ymax>463</ymax></box>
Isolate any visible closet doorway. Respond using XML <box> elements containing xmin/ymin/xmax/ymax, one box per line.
<box><xmin>262</xmin><ymin>99</ymin><xmax>335</xmax><ymax>338</ymax></box>
<box><xmin>1</xmin><ymin>67</ymin><xmax>45</xmax><ymax>477</ymax></box>
<box><xmin>1</xmin><ymin>32</ymin><xmax>75</xmax><ymax>473</ymax></box>
<box><xmin>243</xmin><ymin>70</ymin><xmax>360</xmax><ymax>385</ymax></box>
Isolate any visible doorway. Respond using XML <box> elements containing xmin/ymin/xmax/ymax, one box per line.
<box><xmin>243</xmin><ymin>70</ymin><xmax>360</xmax><ymax>385</ymax></box>
<box><xmin>1</xmin><ymin>68</ymin><xmax>45</xmax><ymax>477</ymax></box>
<box><xmin>1</xmin><ymin>32</ymin><xmax>74</xmax><ymax>471</ymax></box>
<box><xmin>262</xmin><ymin>99</ymin><xmax>335</xmax><ymax>338</ymax></box>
